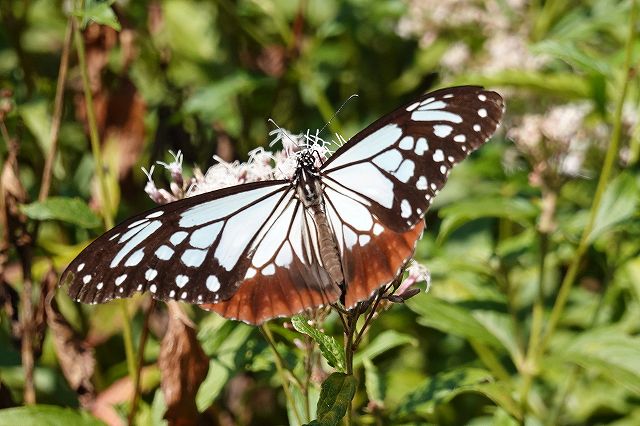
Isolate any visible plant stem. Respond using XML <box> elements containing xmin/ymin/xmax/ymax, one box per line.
<box><xmin>39</xmin><ymin>18</ymin><xmax>72</xmax><ymax>202</ymax></box>
<box><xmin>537</xmin><ymin>0</ymin><xmax>637</xmax><ymax>356</ymax></box>
<box><xmin>72</xmin><ymin>15</ymin><xmax>114</xmax><ymax>229</ymax></box>
<box><xmin>72</xmin><ymin>8</ymin><xmax>138</xmax><ymax>413</ymax></box>
<box><xmin>127</xmin><ymin>299</ymin><xmax>155</xmax><ymax>426</ymax></box>
<box><xmin>261</xmin><ymin>324</ymin><xmax>304</xmax><ymax>425</ymax></box>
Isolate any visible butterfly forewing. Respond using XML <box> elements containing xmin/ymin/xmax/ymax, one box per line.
<box><xmin>322</xmin><ymin>86</ymin><xmax>504</xmax><ymax>232</ymax></box>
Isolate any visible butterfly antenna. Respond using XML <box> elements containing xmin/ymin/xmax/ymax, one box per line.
<box><xmin>268</xmin><ymin>118</ymin><xmax>300</xmax><ymax>151</ymax></box>
<box><xmin>317</xmin><ymin>93</ymin><xmax>359</xmax><ymax>136</ymax></box>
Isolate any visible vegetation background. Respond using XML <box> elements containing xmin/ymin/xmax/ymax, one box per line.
<box><xmin>0</xmin><ymin>0</ymin><xmax>639</xmax><ymax>425</ymax></box>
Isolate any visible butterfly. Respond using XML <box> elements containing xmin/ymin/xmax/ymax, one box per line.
<box><xmin>61</xmin><ymin>86</ymin><xmax>504</xmax><ymax>324</ymax></box>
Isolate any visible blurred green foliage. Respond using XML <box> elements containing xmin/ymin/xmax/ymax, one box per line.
<box><xmin>1</xmin><ymin>0</ymin><xmax>639</xmax><ymax>425</ymax></box>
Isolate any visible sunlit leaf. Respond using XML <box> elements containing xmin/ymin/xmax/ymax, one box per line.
<box><xmin>393</xmin><ymin>368</ymin><xmax>494</xmax><ymax>418</ymax></box>
<box><xmin>308</xmin><ymin>373</ymin><xmax>357</xmax><ymax>426</ymax></box>
<box><xmin>438</xmin><ymin>197</ymin><xmax>538</xmax><ymax>243</ymax></box>
<box><xmin>0</xmin><ymin>405</ymin><xmax>104</xmax><ymax>426</ymax></box>
<box><xmin>20</xmin><ymin>197</ymin><xmax>101</xmax><ymax>229</ymax></box>
<box><xmin>77</xmin><ymin>0</ymin><xmax>121</xmax><ymax>31</ymax></box>
<box><xmin>353</xmin><ymin>330</ymin><xmax>417</xmax><ymax>367</ymax></box>
<box><xmin>588</xmin><ymin>172</ymin><xmax>639</xmax><ymax>243</ymax></box>
<box><xmin>291</xmin><ymin>316</ymin><xmax>345</xmax><ymax>373</ymax></box>
<box><xmin>407</xmin><ymin>294</ymin><xmax>504</xmax><ymax>349</ymax></box>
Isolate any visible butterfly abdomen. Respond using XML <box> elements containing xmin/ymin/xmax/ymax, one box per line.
<box><xmin>311</xmin><ymin>207</ymin><xmax>344</xmax><ymax>286</ymax></box>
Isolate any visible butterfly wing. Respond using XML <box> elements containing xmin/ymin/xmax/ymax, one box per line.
<box><xmin>201</xmin><ymin>199</ymin><xmax>341</xmax><ymax>323</ymax></box>
<box><xmin>62</xmin><ymin>180</ymin><xmax>340</xmax><ymax>321</ymax></box>
<box><xmin>321</xmin><ymin>86</ymin><xmax>504</xmax><ymax>306</ymax></box>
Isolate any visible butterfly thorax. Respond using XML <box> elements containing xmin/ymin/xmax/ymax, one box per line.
<box><xmin>294</xmin><ymin>150</ymin><xmax>345</xmax><ymax>288</ymax></box>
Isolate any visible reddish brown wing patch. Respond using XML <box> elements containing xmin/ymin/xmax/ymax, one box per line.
<box><xmin>200</xmin><ymin>261</ymin><xmax>340</xmax><ymax>324</ymax></box>
<box><xmin>343</xmin><ymin>220</ymin><xmax>424</xmax><ymax>308</ymax></box>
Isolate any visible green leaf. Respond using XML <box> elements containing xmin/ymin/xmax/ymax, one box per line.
<box><xmin>291</xmin><ymin>316</ymin><xmax>345</xmax><ymax>373</ymax></box>
<box><xmin>407</xmin><ymin>294</ymin><xmax>504</xmax><ymax>349</ymax></box>
<box><xmin>20</xmin><ymin>197</ymin><xmax>101</xmax><ymax>229</ymax></box>
<box><xmin>0</xmin><ymin>405</ymin><xmax>105</xmax><ymax>426</ymax></box>
<box><xmin>77</xmin><ymin>0</ymin><xmax>121</xmax><ymax>31</ymax></box>
<box><xmin>588</xmin><ymin>172</ymin><xmax>639</xmax><ymax>243</ymax></box>
<box><xmin>196</xmin><ymin>359</ymin><xmax>229</xmax><ymax>411</ymax></box>
<box><xmin>554</xmin><ymin>328</ymin><xmax>640</xmax><ymax>394</ymax></box>
<box><xmin>353</xmin><ymin>330</ymin><xmax>417</xmax><ymax>367</ymax></box>
<box><xmin>393</xmin><ymin>368</ymin><xmax>494</xmax><ymax>418</ymax></box>
<box><xmin>438</xmin><ymin>197</ymin><xmax>538</xmax><ymax>243</ymax></box>
<box><xmin>363</xmin><ymin>358</ymin><xmax>384</xmax><ymax>406</ymax></box>
<box><xmin>310</xmin><ymin>373</ymin><xmax>357</xmax><ymax>426</ymax></box>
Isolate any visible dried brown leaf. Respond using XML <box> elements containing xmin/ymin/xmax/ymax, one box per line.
<box><xmin>158</xmin><ymin>302</ymin><xmax>209</xmax><ymax>426</ymax></box>
<box><xmin>45</xmin><ymin>269</ymin><xmax>96</xmax><ymax>407</ymax></box>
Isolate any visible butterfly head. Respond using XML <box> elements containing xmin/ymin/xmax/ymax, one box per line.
<box><xmin>295</xmin><ymin>149</ymin><xmax>323</xmax><ymax>206</ymax></box>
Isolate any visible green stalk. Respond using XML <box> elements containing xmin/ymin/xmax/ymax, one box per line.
<box><xmin>261</xmin><ymin>324</ymin><xmax>304</xmax><ymax>425</ymax></box>
<box><xmin>537</xmin><ymin>0</ymin><xmax>637</xmax><ymax>357</ymax></box>
<box><xmin>72</xmin><ymin>7</ymin><xmax>136</xmax><ymax>391</ymax></box>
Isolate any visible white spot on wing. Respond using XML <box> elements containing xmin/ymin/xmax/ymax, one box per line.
<box><xmin>275</xmin><ymin>242</ymin><xmax>293</xmax><ymax>267</ymax></box>
<box><xmin>343</xmin><ymin>226</ymin><xmax>357</xmax><ymax>249</ymax></box>
<box><xmin>324</xmin><ymin>124</ymin><xmax>403</xmax><ymax>170</ymax></box>
<box><xmin>414</xmin><ymin>137</ymin><xmax>428</xmax><ymax>155</ymax></box>
<box><xmin>146</xmin><ymin>210</ymin><xmax>164</xmax><ymax>218</ymax></box>
<box><xmin>398</xmin><ymin>136</ymin><xmax>414</xmax><ymax>150</ymax></box>
<box><xmin>394</xmin><ymin>159</ymin><xmax>415</xmax><ymax>183</ymax></box>
<box><xmin>359</xmin><ymin>235</ymin><xmax>371</xmax><ymax>246</ymax></box>
<box><xmin>77</xmin><ymin>263</ymin><xmax>85</xmax><ymax>272</ymax></box>
<box><xmin>406</xmin><ymin>101</ymin><xmax>420</xmax><ymax>112</ymax></box>
<box><xmin>418</xmin><ymin>100</ymin><xmax>447</xmax><ymax>110</ymax></box>
<box><xmin>83</xmin><ymin>275</ymin><xmax>91</xmax><ymax>284</ymax></box>
<box><xmin>412</xmin><ymin>110</ymin><xmax>463</xmax><ymax>123</ymax></box>
<box><xmin>478</xmin><ymin>94</ymin><xmax>487</xmax><ymax>101</ymax></box>
<box><xmin>244</xmin><ymin>267</ymin><xmax>257</xmax><ymax>279</ymax></box>
<box><xmin>155</xmin><ymin>245</ymin><xmax>174</xmax><ymax>260</ymax></box>
<box><xmin>150</xmin><ymin>284</ymin><xmax>157</xmax><ymax>293</ymax></box>
<box><xmin>324</xmin><ymin>188</ymin><xmax>373</xmax><ymax>231</ymax></box>
<box><xmin>325</xmin><ymin>163</ymin><xmax>394</xmax><ymax>208</ymax></box>
<box><xmin>175</xmin><ymin>275</ymin><xmax>189</xmax><ymax>288</ymax></box>
<box><xmin>111</xmin><ymin>220</ymin><xmax>162</xmax><ymax>267</ymax></box>
<box><xmin>454</xmin><ymin>134</ymin><xmax>466</xmax><ymax>143</ymax></box>
<box><xmin>179</xmin><ymin>185</ymin><xmax>285</xmax><ymax>228</ymax></box>
<box><xmin>473</xmin><ymin>124</ymin><xmax>481</xmax><ymax>132</ymax></box>
<box><xmin>145</xmin><ymin>269</ymin><xmax>157</xmax><ymax>281</ymax></box>
<box><xmin>115</xmin><ymin>274</ymin><xmax>127</xmax><ymax>286</ymax></box>
<box><xmin>433</xmin><ymin>149</ymin><xmax>445</xmax><ymax>162</ymax></box>
<box><xmin>373</xmin><ymin>149</ymin><xmax>403</xmax><ymax>172</ymax></box>
<box><xmin>214</xmin><ymin>193</ymin><xmax>281</xmax><ymax>271</ymax></box>
<box><xmin>373</xmin><ymin>223</ymin><xmax>384</xmax><ymax>235</ymax></box>
<box><xmin>128</xmin><ymin>219</ymin><xmax>147</xmax><ymax>229</ymax></box>
<box><xmin>263</xmin><ymin>264</ymin><xmax>276</xmax><ymax>276</ymax></box>
<box><xmin>478</xmin><ymin>108</ymin><xmax>488</xmax><ymax>118</ymax></box>
<box><xmin>401</xmin><ymin>199</ymin><xmax>411</xmax><ymax>218</ymax></box>
<box><xmin>170</xmin><ymin>231</ymin><xmax>188</xmax><ymax>245</ymax></box>
<box><xmin>416</xmin><ymin>176</ymin><xmax>428</xmax><ymax>190</ymax></box>
<box><xmin>97</xmin><ymin>282</ymin><xmax>103</xmax><ymax>290</ymax></box>
<box><xmin>124</xmin><ymin>249</ymin><xmax>145</xmax><ymax>267</ymax></box>
<box><xmin>190</xmin><ymin>222</ymin><xmax>223</xmax><ymax>249</ymax></box>
<box><xmin>433</xmin><ymin>125</ymin><xmax>452</xmax><ymax>138</ymax></box>
<box><xmin>182</xmin><ymin>248</ymin><xmax>208</xmax><ymax>267</ymax></box>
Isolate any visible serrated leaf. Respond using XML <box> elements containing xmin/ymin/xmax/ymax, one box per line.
<box><xmin>353</xmin><ymin>330</ymin><xmax>417</xmax><ymax>367</ymax></box>
<box><xmin>77</xmin><ymin>0</ymin><xmax>121</xmax><ymax>31</ymax></box>
<box><xmin>438</xmin><ymin>197</ymin><xmax>538</xmax><ymax>243</ymax></box>
<box><xmin>309</xmin><ymin>373</ymin><xmax>357</xmax><ymax>426</ymax></box>
<box><xmin>20</xmin><ymin>197</ymin><xmax>101</xmax><ymax>229</ymax></box>
<box><xmin>291</xmin><ymin>316</ymin><xmax>345</xmax><ymax>373</ymax></box>
<box><xmin>0</xmin><ymin>405</ymin><xmax>105</xmax><ymax>426</ymax></box>
<box><xmin>407</xmin><ymin>294</ymin><xmax>504</xmax><ymax>349</ymax></box>
<box><xmin>588</xmin><ymin>172</ymin><xmax>639</xmax><ymax>243</ymax></box>
<box><xmin>393</xmin><ymin>367</ymin><xmax>493</xmax><ymax>418</ymax></box>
